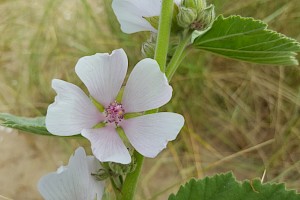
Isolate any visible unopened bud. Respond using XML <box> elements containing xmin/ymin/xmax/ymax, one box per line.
<box><xmin>191</xmin><ymin>4</ymin><xmax>215</xmax><ymax>30</ymax></box>
<box><xmin>142</xmin><ymin>33</ymin><xmax>157</xmax><ymax>58</ymax></box>
<box><xmin>92</xmin><ymin>169</ymin><xmax>110</xmax><ymax>181</ymax></box>
<box><xmin>109</xmin><ymin>157</ymin><xmax>136</xmax><ymax>176</ymax></box>
<box><xmin>182</xmin><ymin>0</ymin><xmax>206</xmax><ymax>13</ymax></box>
<box><xmin>197</xmin><ymin>4</ymin><xmax>215</xmax><ymax>29</ymax></box>
<box><xmin>142</xmin><ymin>41</ymin><xmax>155</xmax><ymax>58</ymax></box>
<box><xmin>177</xmin><ymin>7</ymin><xmax>197</xmax><ymax>28</ymax></box>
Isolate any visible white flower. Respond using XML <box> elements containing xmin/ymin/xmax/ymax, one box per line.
<box><xmin>38</xmin><ymin>147</ymin><xmax>104</xmax><ymax>200</ymax></box>
<box><xmin>46</xmin><ymin>49</ymin><xmax>184</xmax><ymax>164</ymax></box>
<box><xmin>112</xmin><ymin>0</ymin><xmax>181</xmax><ymax>34</ymax></box>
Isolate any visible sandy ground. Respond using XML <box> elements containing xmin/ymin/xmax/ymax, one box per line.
<box><xmin>0</xmin><ymin>128</ymin><xmax>70</xmax><ymax>200</ymax></box>
<box><xmin>0</xmin><ymin>127</ymin><xmax>181</xmax><ymax>200</ymax></box>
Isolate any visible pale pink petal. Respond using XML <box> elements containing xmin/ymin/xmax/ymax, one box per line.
<box><xmin>46</xmin><ymin>79</ymin><xmax>104</xmax><ymax>136</ymax></box>
<box><xmin>38</xmin><ymin>147</ymin><xmax>104</xmax><ymax>200</ymax></box>
<box><xmin>87</xmin><ymin>156</ymin><xmax>105</xmax><ymax>198</ymax></box>
<box><xmin>82</xmin><ymin>126</ymin><xmax>131</xmax><ymax>164</ymax></box>
<box><xmin>112</xmin><ymin>0</ymin><xmax>182</xmax><ymax>34</ymax></box>
<box><xmin>75</xmin><ymin>49</ymin><xmax>128</xmax><ymax>107</ymax></box>
<box><xmin>112</xmin><ymin>0</ymin><xmax>161</xmax><ymax>33</ymax></box>
<box><xmin>121</xmin><ymin>112</ymin><xmax>184</xmax><ymax>158</ymax></box>
<box><xmin>122</xmin><ymin>58</ymin><xmax>172</xmax><ymax>113</ymax></box>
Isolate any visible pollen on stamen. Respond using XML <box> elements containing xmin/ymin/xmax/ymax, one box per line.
<box><xmin>105</xmin><ymin>101</ymin><xmax>125</xmax><ymax>126</ymax></box>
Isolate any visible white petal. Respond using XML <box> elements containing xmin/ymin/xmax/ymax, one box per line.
<box><xmin>38</xmin><ymin>147</ymin><xmax>104</xmax><ymax>200</ymax></box>
<box><xmin>86</xmin><ymin>156</ymin><xmax>105</xmax><ymax>198</ymax></box>
<box><xmin>122</xmin><ymin>58</ymin><xmax>172</xmax><ymax>113</ymax></box>
<box><xmin>82</xmin><ymin>126</ymin><xmax>131</xmax><ymax>164</ymax></box>
<box><xmin>75</xmin><ymin>49</ymin><xmax>128</xmax><ymax>107</ymax></box>
<box><xmin>112</xmin><ymin>0</ymin><xmax>161</xmax><ymax>33</ymax></box>
<box><xmin>121</xmin><ymin>112</ymin><xmax>184</xmax><ymax>158</ymax></box>
<box><xmin>46</xmin><ymin>79</ymin><xmax>104</xmax><ymax>136</ymax></box>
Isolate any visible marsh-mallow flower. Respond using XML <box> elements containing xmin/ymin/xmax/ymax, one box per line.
<box><xmin>112</xmin><ymin>0</ymin><xmax>181</xmax><ymax>33</ymax></box>
<box><xmin>38</xmin><ymin>147</ymin><xmax>104</xmax><ymax>200</ymax></box>
<box><xmin>46</xmin><ymin>49</ymin><xmax>184</xmax><ymax>164</ymax></box>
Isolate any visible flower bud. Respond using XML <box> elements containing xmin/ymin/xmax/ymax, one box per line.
<box><xmin>141</xmin><ymin>33</ymin><xmax>157</xmax><ymax>58</ymax></box>
<box><xmin>190</xmin><ymin>4</ymin><xmax>215</xmax><ymax>30</ymax></box>
<box><xmin>177</xmin><ymin>6</ymin><xmax>197</xmax><ymax>28</ymax></box>
<box><xmin>108</xmin><ymin>157</ymin><xmax>136</xmax><ymax>176</ymax></box>
<box><xmin>182</xmin><ymin>0</ymin><xmax>206</xmax><ymax>13</ymax></box>
<box><xmin>197</xmin><ymin>4</ymin><xmax>215</xmax><ymax>29</ymax></box>
<box><xmin>91</xmin><ymin>169</ymin><xmax>110</xmax><ymax>181</ymax></box>
<box><xmin>142</xmin><ymin>41</ymin><xmax>156</xmax><ymax>58</ymax></box>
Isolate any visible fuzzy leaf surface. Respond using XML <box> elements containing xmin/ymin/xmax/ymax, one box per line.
<box><xmin>0</xmin><ymin>113</ymin><xmax>52</xmax><ymax>135</ymax></box>
<box><xmin>193</xmin><ymin>15</ymin><xmax>300</xmax><ymax>65</ymax></box>
<box><xmin>169</xmin><ymin>172</ymin><xmax>300</xmax><ymax>200</ymax></box>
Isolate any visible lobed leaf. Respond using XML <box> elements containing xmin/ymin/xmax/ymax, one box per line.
<box><xmin>193</xmin><ymin>15</ymin><xmax>300</xmax><ymax>65</ymax></box>
<box><xmin>169</xmin><ymin>172</ymin><xmax>300</xmax><ymax>200</ymax></box>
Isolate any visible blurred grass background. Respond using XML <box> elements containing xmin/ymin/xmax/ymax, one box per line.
<box><xmin>0</xmin><ymin>0</ymin><xmax>299</xmax><ymax>199</ymax></box>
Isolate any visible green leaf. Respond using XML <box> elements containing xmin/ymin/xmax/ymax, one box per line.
<box><xmin>0</xmin><ymin>113</ymin><xmax>52</xmax><ymax>136</ymax></box>
<box><xmin>169</xmin><ymin>172</ymin><xmax>300</xmax><ymax>200</ymax></box>
<box><xmin>193</xmin><ymin>15</ymin><xmax>300</xmax><ymax>65</ymax></box>
<box><xmin>0</xmin><ymin>113</ymin><xmax>82</xmax><ymax>137</ymax></box>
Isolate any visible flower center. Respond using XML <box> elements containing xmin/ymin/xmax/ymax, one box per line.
<box><xmin>105</xmin><ymin>101</ymin><xmax>125</xmax><ymax>125</ymax></box>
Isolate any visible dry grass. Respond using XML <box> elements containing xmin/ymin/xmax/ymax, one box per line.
<box><xmin>0</xmin><ymin>0</ymin><xmax>299</xmax><ymax>199</ymax></box>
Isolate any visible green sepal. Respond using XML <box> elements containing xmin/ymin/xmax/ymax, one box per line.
<box><xmin>143</xmin><ymin>16</ymin><xmax>160</xmax><ymax>30</ymax></box>
<box><xmin>116</xmin><ymin>126</ymin><xmax>130</xmax><ymax>147</ymax></box>
<box><xmin>90</xmin><ymin>95</ymin><xmax>105</xmax><ymax>112</ymax></box>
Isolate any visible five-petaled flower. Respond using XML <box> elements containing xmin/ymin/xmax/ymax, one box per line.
<box><xmin>112</xmin><ymin>0</ymin><xmax>181</xmax><ymax>34</ymax></box>
<box><xmin>46</xmin><ymin>49</ymin><xmax>184</xmax><ymax>164</ymax></box>
<box><xmin>38</xmin><ymin>147</ymin><xmax>104</xmax><ymax>200</ymax></box>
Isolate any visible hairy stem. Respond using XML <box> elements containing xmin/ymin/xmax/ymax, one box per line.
<box><xmin>154</xmin><ymin>0</ymin><xmax>174</xmax><ymax>72</ymax></box>
<box><xmin>119</xmin><ymin>151</ymin><xmax>144</xmax><ymax>200</ymax></box>
<box><xmin>166</xmin><ymin>33</ymin><xmax>192</xmax><ymax>80</ymax></box>
<box><xmin>120</xmin><ymin>1</ymin><xmax>175</xmax><ymax>199</ymax></box>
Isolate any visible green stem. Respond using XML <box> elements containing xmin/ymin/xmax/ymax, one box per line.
<box><xmin>110</xmin><ymin>177</ymin><xmax>122</xmax><ymax>199</ymax></box>
<box><xmin>166</xmin><ymin>33</ymin><xmax>192</xmax><ymax>81</ymax></box>
<box><xmin>119</xmin><ymin>151</ymin><xmax>144</xmax><ymax>200</ymax></box>
<box><xmin>154</xmin><ymin>0</ymin><xmax>174</xmax><ymax>72</ymax></box>
<box><xmin>120</xmin><ymin>1</ymin><xmax>174</xmax><ymax>200</ymax></box>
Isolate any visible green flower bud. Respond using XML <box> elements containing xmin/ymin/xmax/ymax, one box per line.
<box><xmin>91</xmin><ymin>168</ymin><xmax>110</xmax><ymax>181</ymax></box>
<box><xmin>197</xmin><ymin>4</ymin><xmax>215</xmax><ymax>28</ymax></box>
<box><xmin>108</xmin><ymin>156</ymin><xmax>137</xmax><ymax>176</ymax></box>
<box><xmin>191</xmin><ymin>4</ymin><xmax>215</xmax><ymax>30</ymax></box>
<box><xmin>142</xmin><ymin>41</ymin><xmax>155</xmax><ymax>58</ymax></box>
<box><xmin>142</xmin><ymin>33</ymin><xmax>157</xmax><ymax>58</ymax></box>
<box><xmin>177</xmin><ymin>7</ymin><xmax>197</xmax><ymax>28</ymax></box>
<box><xmin>182</xmin><ymin>0</ymin><xmax>206</xmax><ymax>13</ymax></box>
